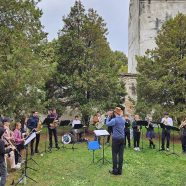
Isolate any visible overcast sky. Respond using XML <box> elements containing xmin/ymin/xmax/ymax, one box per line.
<box><xmin>38</xmin><ymin>0</ymin><xmax>130</xmax><ymax>55</ymax></box>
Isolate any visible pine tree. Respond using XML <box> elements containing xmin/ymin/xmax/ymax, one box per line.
<box><xmin>47</xmin><ymin>1</ymin><xmax>125</xmax><ymax>124</ymax></box>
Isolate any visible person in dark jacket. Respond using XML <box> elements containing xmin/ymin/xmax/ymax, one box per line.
<box><xmin>106</xmin><ymin>107</ymin><xmax>125</xmax><ymax>175</ymax></box>
<box><xmin>124</xmin><ymin>114</ymin><xmax>131</xmax><ymax>148</ymax></box>
<box><xmin>132</xmin><ymin>114</ymin><xmax>141</xmax><ymax>151</ymax></box>
<box><xmin>47</xmin><ymin>108</ymin><xmax>60</xmax><ymax>151</ymax></box>
<box><xmin>0</xmin><ymin>127</ymin><xmax>15</xmax><ymax>186</ymax></box>
<box><xmin>27</xmin><ymin>111</ymin><xmax>40</xmax><ymax>155</ymax></box>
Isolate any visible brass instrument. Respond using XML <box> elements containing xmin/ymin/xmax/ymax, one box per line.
<box><xmin>36</xmin><ymin>121</ymin><xmax>43</xmax><ymax>133</ymax></box>
<box><xmin>49</xmin><ymin>120</ymin><xmax>59</xmax><ymax>129</ymax></box>
<box><xmin>179</xmin><ymin>120</ymin><xmax>186</xmax><ymax>129</ymax></box>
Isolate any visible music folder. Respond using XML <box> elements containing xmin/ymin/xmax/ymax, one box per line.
<box><xmin>24</xmin><ymin>132</ymin><xmax>36</xmax><ymax>146</ymax></box>
<box><xmin>94</xmin><ymin>130</ymin><xmax>110</xmax><ymax>136</ymax></box>
<box><xmin>136</xmin><ymin>120</ymin><xmax>148</xmax><ymax>126</ymax></box>
<box><xmin>73</xmin><ymin>124</ymin><xmax>83</xmax><ymax>129</ymax></box>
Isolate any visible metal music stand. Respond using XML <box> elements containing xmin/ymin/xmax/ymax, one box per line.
<box><xmin>94</xmin><ymin>130</ymin><xmax>110</xmax><ymax>164</ymax></box>
<box><xmin>72</xmin><ymin>124</ymin><xmax>83</xmax><ymax>142</ymax></box>
<box><xmin>15</xmin><ymin>132</ymin><xmax>37</xmax><ymax>185</ymax></box>
<box><xmin>42</xmin><ymin>117</ymin><xmax>55</xmax><ymax>152</ymax></box>
<box><xmin>167</xmin><ymin>126</ymin><xmax>180</xmax><ymax>157</ymax></box>
<box><xmin>151</xmin><ymin>121</ymin><xmax>162</xmax><ymax>152</ymax></box>
<box><xmin>136</xmin><ymin>120</ymin><xmax>148</xmax><ymax>150</ymax></box>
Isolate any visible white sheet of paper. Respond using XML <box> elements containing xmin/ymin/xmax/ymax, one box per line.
<box><xmin>94</xmin><ymin>130</ymin><xmax>110</xmax><ymax>136</ymax></box>
<box><xmin>24</xmin><ymin>132</ymin><xmax>36</xmax><ymax>146</ymax></box>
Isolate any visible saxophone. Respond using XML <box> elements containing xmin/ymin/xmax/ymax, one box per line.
<box><xmin>179</xmin><ymin>120</ymin><xmax>186</xmax><ymax>129</ymax></box>
<box><xmin>36</xmin><ymin>121</ymin><xmax>43</xmax><ymax>133</ymax></box>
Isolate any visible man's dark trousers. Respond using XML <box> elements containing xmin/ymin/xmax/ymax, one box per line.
<box><xmin>161</xmin><ymin>129</ymin><xmax>170</xmax><ymax>149</ymax></box>
<box><xmin>112</xmin><ymin>138</ymin><xmax>124</xmax><ymax>174</ymax></box>
<box><xmin>49</xmin><ymin>128</ymin><xmax>58</xmax><ymax>148</ymax></box>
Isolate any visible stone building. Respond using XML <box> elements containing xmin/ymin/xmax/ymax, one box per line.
<box><xmin>128</xmin><ymin>0</ymin><xmax>186</xmax><ymax>74</ymax></box>
<box><xmin>124</xmin><ymin>0</ymin><xmax>186</xmax><ymax>115</ymax></box>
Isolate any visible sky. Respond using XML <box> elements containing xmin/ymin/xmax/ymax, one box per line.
<box><xmin>38</xmin><ymin>0</ymin><xmax>130</xmax><ymax>55</ymax></box>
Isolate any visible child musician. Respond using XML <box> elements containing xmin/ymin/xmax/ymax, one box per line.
<box><xmin>0</xmin><ymin>127</ymin><xmax>15</xmax><ymax>186</ymax></box>
<box><xmin>146</xmin><ymin>117</ymin><xmax>155</xmax><ymax>149</ymax></box>
<box><xmin>13</xmin><ymin>122</ymin><xmax>25</xmax><ymax>165</ymax></box>
<box><xmin>124</xmin><ymin>114</ymin><xmax>131</xmax><ymax>148</ymax></box>
<box><xmin>3</xmin><ymin>119</ymin><xmax>20</xmax><ymax>170</ymax></box>
<box><xmin>161</xmin><ymin>112</ymin><xmax>173</xmax><ymax>151</ymax></box>
<box><xmin>132</xmin><ymin>115</ymin><xmax>141</xmax><ymax>151</ymax></box>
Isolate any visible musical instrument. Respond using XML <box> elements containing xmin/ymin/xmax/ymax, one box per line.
<box><xmin>36</xmin><ymin>121</ymin><xmax>43</xmax><ymax>133</ymax></box>
<box><xmin>62</xmin><ymin>133</ymin><xmax>75</xmax><ymax>144</ymax></box>
<box><xmin>179</xmin><ymin>120</ymin><xmax>186</xmax><ymax>129</ymax></box>
<box><xmin>95</xmin><ymin>115</ymin><xmax>105</xmax><ymax>129</ymax></box>
<box><xmin>49</xmin><ymin>120</ymin><xmax>59</xmax><ymax>129</ymax></box>
<box><xmin>3</xmin><ymin>136</ymin><xmax>21</xmax><ymax>157</ymax></box>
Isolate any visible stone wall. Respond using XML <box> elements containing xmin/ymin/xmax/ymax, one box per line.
<box><xmin>121</xmin><ymin>73</ymin><xmax>137</xmax><ymax>115</ymax></box>
<box><xmin>128</xmin><ymin>0</ymin><xmax>186</xmax><ymax>73</ymax></box>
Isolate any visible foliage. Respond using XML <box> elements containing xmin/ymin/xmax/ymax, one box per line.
<box><xmin>0</xmin><ymin>0</ymin><xmax>53</xmax><ymax>117</ymax></box>
<box><xmin>112</xmin><ymin>50</ymin><xmax>128</xmax><ymax>73</ymax></box>
<box><xmin>46</xmin><ymin>1</ymin><xmax>125</xmax><ymax>123</ymax></box>
<box><xmin>136</xmin><ymin>13</ymin><xmax>186</xmax><ymax>122</ymax></box>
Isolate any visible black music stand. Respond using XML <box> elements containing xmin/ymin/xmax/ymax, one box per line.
<box><xmin>94</xmin><ymin>130</ymin><xmax>110</xmax><ymax>164</ymax></box>
<box><xmin>43</xmin><ymin>118</ymin><xmax>55</xmax><ymax>152</ymax></box>
<box><xmin>15</xmin><ymin>132</ymin><xmax>37</xmax><ymax>185</ymax></box>
<box><xmin>151</xmin><ymin>121</ymin><xmax>162</xmax><ymax>152</ymax></box>
<box><xmin>73</xmin><ymin>124</ymin><xmax>83</xmax><ymax>142</ymax></box>
<box><xmin>136</xmin><ymin>120</ymin><xmax>148</xmax><ymax>150</ymax></box>
<box><xmin>167</xmin><ymin>126</ymin><xmax>180</xmax><ymax>157</ymax></box>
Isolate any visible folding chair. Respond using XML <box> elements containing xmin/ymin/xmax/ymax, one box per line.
<box><xmin>87</xmin><ymin>140</ymin><xmax>100</xmax><ymax>163</ymax></box>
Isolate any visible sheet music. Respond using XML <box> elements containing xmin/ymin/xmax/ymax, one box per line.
<box><xmin>24</xmin><ymin>132</ymin><xmax>36</xmax><ymax>146</ymax></box>
<box><xmin>94</xmin><ymin>130</ymin><xmax>109</xmax><ymax>136</ymax></box>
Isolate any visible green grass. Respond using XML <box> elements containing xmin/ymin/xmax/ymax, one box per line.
<box><xmin>7</xmin><ymin>127</ymin><xmax>186</xmax><ymax>186</ymax></box>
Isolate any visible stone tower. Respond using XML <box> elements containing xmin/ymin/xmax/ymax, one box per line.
<box><xmin>128</xmin><ymin>0</ymin><xmax>186</xmax><ymax>73</ymax></box>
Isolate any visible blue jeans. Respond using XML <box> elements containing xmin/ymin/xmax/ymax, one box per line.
<box><xmin>0</xmin><ymin>162</ymin><xmax>7</xmax><ymax>186</ymax></box>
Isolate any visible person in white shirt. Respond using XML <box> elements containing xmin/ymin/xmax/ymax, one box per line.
<box><xmin>71</xmin><ymin>116</ymin><xmax>82</xmax><ymax>141</ymax></box>
<box><xmin>161</xmin><ymin>112</ymin><xmax>173</xmax><ymax>151</ymax></box>
<box><xmin>72</xmin><ymin>116</ymin><xmax>81</xmax><ymax>128</ymax></box>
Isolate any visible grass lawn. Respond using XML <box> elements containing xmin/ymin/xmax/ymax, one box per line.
<box><xmin>7</xmin><ymin>127</ymin><xmax>186</xmax><ymax>186</ymax></box>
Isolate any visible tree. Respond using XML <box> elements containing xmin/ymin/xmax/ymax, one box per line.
<box><xmin>47</xmin><ymin>1</ymin><xmax>125</xmax><ymax>124</ymax></box>
<box><xmin>0</xmin><ymin>0</ymin><xmax>52</xmax><ymax>117</ymax></box>
<box><xmin>112</xmin><ymin>51</ymin><xmax>128</xmax><ymax>73</ymax></box>
<box><xmin>136</xmin><ymin>13</ymin><xmax>186</xmax><ymax>121</ymax></box>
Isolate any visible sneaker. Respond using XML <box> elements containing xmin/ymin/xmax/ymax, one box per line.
<box><xmin>99</xmin><ymin>145</ymin><xmax>102</xmax><ymax>148</ymax></box>
<box><xmin>21</xmin><ymin>159</ymin><xmax>25</xmax><ymax>164</ymax></box>
<box><xmin>166</xmin><ymin>148</ymin><xmax>169</xmax><ymax>151</ymax></box>
<box><xmin>134</xmin><ymin>147</ymin><xmax>137</xmax><ymax>151</ymax></box>
<box><xmin>56</xmin><ymin>146</ymin><xmax>60</xmax><ymax>150</ymax></box>
<box><xmin>13</xmin><ymin>164</ymin><xmax>21</xmax><ymax>169</ymax></box>
<box><xmin>137</xmin><ymin>147</ymin><xmax>140</xmax><ymax>151</ymax></box>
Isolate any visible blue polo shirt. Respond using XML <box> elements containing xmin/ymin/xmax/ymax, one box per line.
<box><xmin>106</xmin><ymin>115</ymin><xmax>125</xmax><ymax>140</ymax></box>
